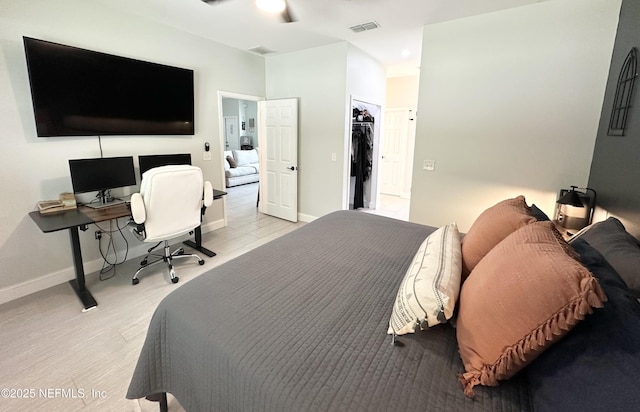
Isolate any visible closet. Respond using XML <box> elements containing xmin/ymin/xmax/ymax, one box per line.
<box><xmin>349</xmin><ymin>100</ymin><xmax>381</xmax><ymax>210</ymax></box>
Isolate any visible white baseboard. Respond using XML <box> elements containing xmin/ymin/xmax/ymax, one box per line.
<box><xmin>298</xmin><ymin>213</ymin><xmax>318</xmax><ymax>223</ymax></box>
<box><xmin>0</xmin><ymin>218</ymin><xmax>225</xmax><ymax>306</ymax></box>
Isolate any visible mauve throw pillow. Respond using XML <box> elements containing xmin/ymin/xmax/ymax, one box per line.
<box><xmin>456</xmin><ymin>221</ymin><xmax>607</xmax><ymax>397</ymax></box>
<box><xmin>461</xmin><ymin>196</ymin><xmax>536</xmax><ymax>277</ymax></box>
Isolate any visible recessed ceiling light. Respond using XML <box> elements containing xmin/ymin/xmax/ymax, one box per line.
<box><xmin>256</xmin><ymin>0</ymin><xmax>286</xmax><ymax>13</ymax></box>
<box><xmin>401</xmin><ymin>49</ymin><xmax>411</xmax><ymax>58</ymax></box>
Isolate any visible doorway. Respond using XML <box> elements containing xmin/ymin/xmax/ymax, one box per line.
<box><xmin>375</xmin><ymin>107</ymin><xmax>414</xmax><ymax>220</ymax></box>
<box><xmin>348</xmin><ymin>98</ymin><xmax>381</xmax><ymax>211</ymax></box>
<box><xmin>218</xmin><ymin>92</ymin><xmax>263</xmax><ymax>225</ymax></box>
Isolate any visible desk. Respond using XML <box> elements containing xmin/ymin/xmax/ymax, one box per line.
<box><xmin>29</xmin><ymin>189</ymin><xmax>226</xmax><ymax>311</ymax></box>
<box><xmin>29</xmin><ymin>204</ymin><xmax>131</xmax><ymax>311</ymax></box>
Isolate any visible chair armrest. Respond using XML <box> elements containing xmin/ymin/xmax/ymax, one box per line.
<box><xmin>203</xmin><ymin>181</ymin><xmax>213</xmax><ymax>208</ymax></box>
<box><xmin>130</xmin><ymin>193</ymin><xmax>146</xmax><ymax>224</ymax></box>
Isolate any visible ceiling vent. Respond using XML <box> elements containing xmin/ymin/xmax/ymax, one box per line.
<box><xmin>349</xmin><ymin>21</ymin><xmax>381</xmax><ymax>33</ymax></box>
<box><xmin>248</xmin><ymin>46</ymin><xmax>275</xmax><ymax>55</ymax></box>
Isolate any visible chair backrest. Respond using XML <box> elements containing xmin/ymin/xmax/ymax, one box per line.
<box><xmin>138</xmin><ymin>165</ymin><xmax>204</xmax><ymax>242</ymax></box>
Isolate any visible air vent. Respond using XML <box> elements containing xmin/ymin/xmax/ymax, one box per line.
<box><xmin>349</xmin><ymin>21</ymin><xmax>381</xmax><ymax>33</ymax></box>
<box><xmin>248</xmin><ymin>46</ymin><xmax>275</xmax><ymax>55</ymax></box>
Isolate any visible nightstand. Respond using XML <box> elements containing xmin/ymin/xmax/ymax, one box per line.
<box><xmin>553</xmin><ymin>220</ymin><xmax>577</xmax><ymax>241</ymax></box>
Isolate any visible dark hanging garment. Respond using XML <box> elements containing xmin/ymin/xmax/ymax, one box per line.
<box><xmin>352</xmin><ymin>125</ymin><xmax>373</xmax><ymax>209</ymax></box>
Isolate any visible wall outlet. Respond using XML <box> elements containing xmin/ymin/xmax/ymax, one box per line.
<box><xmin>203</xmin><ymin>152</ymin><xmax>212</xmax><ymax>161</ymax></box>
<box><xmin>423</xmin><ymin>160</ymin><xmax>436</xmax><ymax>171</ymax></box>
<box><xmin>331</xmin><ymin>152</ymin><xmax>337</xmax><ymax>162</ymax></box>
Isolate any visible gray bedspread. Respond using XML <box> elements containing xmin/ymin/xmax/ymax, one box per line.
<box><xmin>127</xmin><ymin>211</ymin><xmax>531</xmax><ymax>411</ymax></box>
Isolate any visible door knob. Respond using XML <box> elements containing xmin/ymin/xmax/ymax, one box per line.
<box><xmin>287</xmin><ymin>166</ymin><xmax>297</xmax><ymax>171</ymax></box>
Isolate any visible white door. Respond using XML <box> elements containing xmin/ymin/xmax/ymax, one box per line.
<box><xmin>224</xmin><ymin>116</ymin><xmax>239</xmax><ymax>150</ymax></box>
<box><xmin>258</xmin><ymin>98</ymin><xmax>298</xmax><ymax>222</ymax></box>
<box><xmin>380</xmin><ymin>108</ymin><xmax>409</xmax><ymax>196</ymax></box>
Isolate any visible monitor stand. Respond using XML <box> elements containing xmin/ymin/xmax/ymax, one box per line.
<box><xmin>85</xmin><ymin>198</ymin><xmax>125</xmax><ymax>209</ymax></box>
<box><xmin>84</xmin><ymin>190</ymin><xmax>126</xmax><ymax>209</ymax></box>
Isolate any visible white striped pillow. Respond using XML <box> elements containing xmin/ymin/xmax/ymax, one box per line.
<box><xmin>388</xmin><ymin>223</ymin><xmax>462</xmax><ymax>335</ymax></box>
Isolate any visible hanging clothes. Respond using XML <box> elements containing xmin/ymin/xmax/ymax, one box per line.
<box><xmin>351</xmin><ymin>123</ymin><xmax>373</xmax><ymax>209</ymax></box>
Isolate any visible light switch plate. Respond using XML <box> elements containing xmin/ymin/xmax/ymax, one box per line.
<box><xmin>423</xmin><ymin>160</ymin><xmax>435</xmax><ymax>171</ymax></box>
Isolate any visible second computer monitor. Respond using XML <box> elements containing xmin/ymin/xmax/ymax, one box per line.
<box><xmin>138</xmin><ymin>153</ymin><xmax>192</xmax><ymax>178</ymax></box>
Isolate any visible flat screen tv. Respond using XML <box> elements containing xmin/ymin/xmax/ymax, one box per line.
<box><xmin>23</xmin><ymin>37</ymin><xmax>195</xmax><ymax>137</ymax></box>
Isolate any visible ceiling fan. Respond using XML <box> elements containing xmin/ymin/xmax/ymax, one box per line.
<box><xmin>202</xmin><ymin>0</ymin><xmax>296</xmax><ymax>23</ymax></box>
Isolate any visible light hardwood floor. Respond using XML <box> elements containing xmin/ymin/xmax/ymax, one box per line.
<box><xmin>361</xmin><ymin>194</ymin><xmax>410</xmax><ymax>221</ymax></box>
<box><xmin>0</xmin><ymin>183</ymin><xmax>304</xmax><ymax>412</ymax></box>
<box><xmin>0</xmin><ymin>184</ymin><xmax>408</xmax><ymax>412</ymax></box>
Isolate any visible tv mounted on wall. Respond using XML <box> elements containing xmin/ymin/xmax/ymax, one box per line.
<box><xmin>23</xmin><ymin>37</ymin><xmax>195</xmax><ymax>137</ymax></box>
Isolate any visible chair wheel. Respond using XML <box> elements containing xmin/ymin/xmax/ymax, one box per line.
<box><xmin>132</xmin><ymin>278</ymin><xmax>140</xmax><ymax>285</ymax></box>
<box><xmin>171</xmin><ymin>277</ymin><xmax>179</xmax><ymax>284</ymax></box>
<box><xmin>198</xmin><ymin>259</ymin><xmax>205</xmax><ymax>265</ymax></box>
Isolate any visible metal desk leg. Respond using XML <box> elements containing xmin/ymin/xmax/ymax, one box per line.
<box><xmin>183</xmin><ymin>226</ymin><xmax>216</xmax><ymax>257</ymax></box>
<box><xmin>66</xmin><ymin>226</ymin><xmax>98</xmax><ymax>311</ymax></box>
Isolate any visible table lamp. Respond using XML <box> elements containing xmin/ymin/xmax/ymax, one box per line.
<box><xmin>555</xmin><ymin>186</ymin><xmax>597</xmax><ymax>230</ymax></box>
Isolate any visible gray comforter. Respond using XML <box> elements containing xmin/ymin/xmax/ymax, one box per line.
<box><xmin>127</xmin><ymin>211</ymin><xmax>531</xmax><ymax>411</ymax></box>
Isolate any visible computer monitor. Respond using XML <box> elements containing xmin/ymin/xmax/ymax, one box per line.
<box><xmin>138</xmin><ymin>153</ymin><xmax>192</xmax><ymax>177</ymax></box>
<box><xmin>68</xmin><ymin>156</ymin><xmax>137</xmax><ymax>208</ymax></box>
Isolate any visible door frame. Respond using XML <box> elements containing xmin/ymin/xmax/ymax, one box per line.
<box><xmin>217</xmin><ymin>91</ymin><xmax>265</xmax><ymax>226</ymax></box>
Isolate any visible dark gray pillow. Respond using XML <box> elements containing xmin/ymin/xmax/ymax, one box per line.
<box><xmin>577</xmin><ymin>217</ymin><xmax>640</xmax><ymax>297</ymax></box>
<box><xmin>527</xmin><ymin>238</ymin><xmax>640</xmax><ymax>411</ymax></box>
<box><xmin>529</xmin><ymin>203</ymin><xmax>550</xmax><ymax>221</ymax></box>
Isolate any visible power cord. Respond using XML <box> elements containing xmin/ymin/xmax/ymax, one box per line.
<box><xmin>93</xmin><ymin>217</ymin><xmax>130</xmax><ymax>281</ymax></box>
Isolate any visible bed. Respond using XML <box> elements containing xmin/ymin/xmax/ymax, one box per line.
<box><xmin>126</xmin><ymin>198</ymin><xmax>640</xmax><ymax>411</ymax></box>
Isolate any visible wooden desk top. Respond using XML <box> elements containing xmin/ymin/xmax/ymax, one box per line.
<box><xmin>79</xmin><ymin>203</ymin><xmax>132</xmax><ymax>223</ymax></box>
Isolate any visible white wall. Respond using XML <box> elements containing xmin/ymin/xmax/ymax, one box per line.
<box><xmin>265</xmin><ymin>42</ymin><xmax>386</xmax><ymax>220</ymax></box>
<box><xmin>266</xmin><ymin>43</ymin><xmax>349</xmax><ymax>220</ymax></box>
<box><xmin>0</xmin><ymin>0</ymin><xmax>265</xmax><ymax>303</ymax></box>
<box><xmin>409</xmin><ymin>0</ymin><xmax>621</xmax><ymax>231</ymax></box>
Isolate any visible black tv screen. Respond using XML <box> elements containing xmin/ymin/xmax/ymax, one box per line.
<box><xmin>69</xmin><ymin>156</ymin><xmax>137</xmax><ymax>194</ymax></box>
<box><xmin>23</xmin><ymin>37</ymin><xmax>195</xmax><ymax>137</ymax></box>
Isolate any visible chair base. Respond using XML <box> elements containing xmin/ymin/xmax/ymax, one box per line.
<box><xmin>132</xmin><ymin>240</ymin><xmax>204</xmax><ymax>285</ymax></box>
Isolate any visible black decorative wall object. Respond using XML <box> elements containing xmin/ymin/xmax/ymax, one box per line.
<box><xmin>608</xmin><ymin>47</ymin><xmax>638</xmax><ymax>136</ymax></box>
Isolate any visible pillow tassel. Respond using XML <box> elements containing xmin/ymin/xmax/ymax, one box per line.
<box><xmin>535</xmin><ymin>328</ymin><xmax>546</xmax><ymax>347</ymax></box>
<box><xmin>458</xmin><ymin>372</ymin><xmax>480</xmax><ymax>398</ymax></box>
<box><xmin>513</xmin><ymin>344</ymin><xmax>526</xmax><ymax>363</ymax></box>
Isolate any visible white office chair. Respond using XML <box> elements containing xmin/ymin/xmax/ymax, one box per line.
<box><xmin>130</xmin><ymin>165</ymin><xmax>213</xmax><ymax>285</ymax></box>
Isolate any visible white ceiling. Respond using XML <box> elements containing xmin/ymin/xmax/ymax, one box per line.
<box><xmin>96</xmin><ymin>0</ymin><xmax>544</xmax><ymax>77</ymax></box>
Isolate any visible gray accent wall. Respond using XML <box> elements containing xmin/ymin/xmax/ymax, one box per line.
<box><xmin>588</xmin><ymin>0</ymin><xmax>640</xmax><ymax>235</ymax></box>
